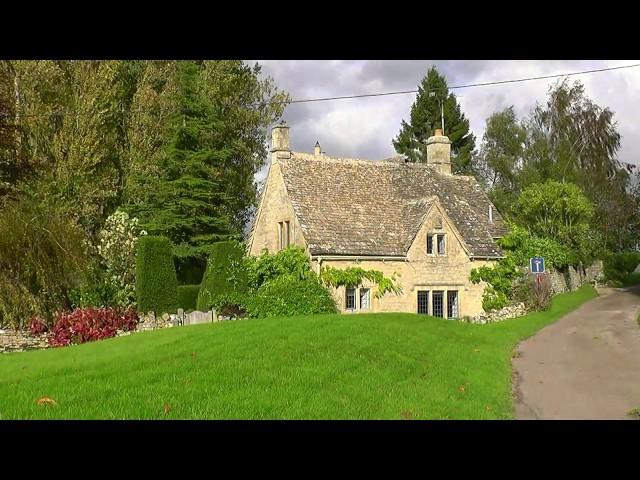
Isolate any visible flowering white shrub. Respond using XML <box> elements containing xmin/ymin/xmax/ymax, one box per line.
<box><xmin>97</xmin><ymin>210</ymin><xmax>147</xmax><ymax>308</ymax></box>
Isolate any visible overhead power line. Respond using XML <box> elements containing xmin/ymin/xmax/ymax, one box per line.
<box><xmin>3</xmin><ymin>62</ymin><xmax>640</xmax><ymax>120</ymax></box>
<box><xmin>275</xmin><ymin>63</ymin><xmax>640</xmax><ymax>105</ymax></box>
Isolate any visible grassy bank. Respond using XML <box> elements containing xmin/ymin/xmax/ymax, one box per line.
<box><xmin>0</xmin><ymin>285</ymin><xmax>597</xmax><ymax>419</ymax></box>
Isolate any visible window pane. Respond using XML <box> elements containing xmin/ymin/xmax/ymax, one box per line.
<box><xmin>447</xmin><ymin>290</ymin><xmax>459</xmax><ymax>319</ymax></box>
<box><xmin>427</xmin><ymin>235</ymin><xmax>433</xmax><ymax>254</ymax></box>
<box><xmin>432</xmin><ymin>291</ymin><xmax>444</xmax><ymax>317</ymax></box>
<box><xmin>285</xmin><ymin>221</ymin><xmax>290</xmax><ymax>247</ymax></box>
<box><xmin>346</xmin><ymin>288</ymin><xmax>356</xmax><ymax>310</ymax></box>
<box><xmin>417</xmin><ymin>291</ymin><xmax>429</xmax><ymax>315</ymax></box>
<box><xmin>437</xmin><ymin>234</ymin><xmax>445</xmax><ymax>254</ymax></box>
<box><xmin>278</xmin><ymin>222</ymin><xmax>283</xmax><ymax>250</ymax></box>
<box><xmin>359</xmin><ymin>288</ymin><xmax>370</xmax><ymax>310</ymax></box>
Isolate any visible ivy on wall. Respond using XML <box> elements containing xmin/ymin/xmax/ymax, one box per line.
<box><xmin>320</xmin><ymin>266</ymin><xmax>402</xmax><ymax>298</ymax></box>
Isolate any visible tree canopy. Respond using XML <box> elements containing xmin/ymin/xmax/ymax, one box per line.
<box><xmin>393</xmin><ymin>66</ymin><xmax>476</xmax><ymax>173</ymax></box>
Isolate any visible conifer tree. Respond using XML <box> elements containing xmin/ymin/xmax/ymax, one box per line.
<box><xmin>128</xmin><ymin>61</ymin><xmax>235</xmax><ymax>258</ymax></box>
<box><xmin>393</xmin><ymin>66</ymin><xmax>476</xmax><ymax>173</ymax></box>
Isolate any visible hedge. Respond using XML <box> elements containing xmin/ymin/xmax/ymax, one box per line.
<box><xmin>177</xmin><ymin>285</ymin><xmax>200</xmax><ymax>311</ymax></box>
<box><xmin>135</xmin><ymin>236</ymin><xmax>178</xmax><ymax>314</ymax></box>
<box><xmin>603</xmin><ymin>251</ymin><xmax>640</xmax><ymax>283</ymax></box>
<box><xmin>246</xmin><ymin>276</ymin><xmax>337</xmax><ymax>318</ymax></box>
<box><xmin>197</xmin><ymin>241</ymin><xmax>247</xmax><ymax>311</ymax></box>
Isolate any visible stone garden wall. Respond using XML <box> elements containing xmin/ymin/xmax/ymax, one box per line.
<box><xmin>547</xmin><ymin>260</ymin><xmax>605</xmax><ymax>295</ymax></box>
<box><xmin>469</xmin><ymin>260</ymin><xmax>604</xmax><ymax>325</ymax></box>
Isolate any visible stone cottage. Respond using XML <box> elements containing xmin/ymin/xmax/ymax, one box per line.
<box><xmin>248</xmin><ymin>123</ymin><xmax>508</xmax><ymax>318</ymax></box>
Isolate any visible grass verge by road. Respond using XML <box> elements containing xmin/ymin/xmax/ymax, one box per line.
<box><xmin>0</xmin><ymin>285</ymin><xmax>597</xmax><ymax>419</ymax></box>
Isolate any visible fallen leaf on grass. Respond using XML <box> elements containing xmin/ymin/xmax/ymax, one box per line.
<box><xmin>191</xmin><ymin>352</ymin><xmax>197</xmax><ymax>359</ymax></box>
<box><xmin>474</xmin><ymin>348</ymin><xmax>480</xmax><ymax>353</ymax></box>
<box><xmin>37</xmin><ymin>397</ymin><xmax>57</xmax><ymax>406</ymax></box>
<box><xmin>400</xmin><ymin>411</ymin><xmax>413</xmax><ymax>420</ymax></box>
<box><xmin>458</xmin><ymin>386</ymin><xmax>465</xmax><ymax>393</ymax></box>
<box><xmin>163</xmin><ymin>403</ymin><xmax>171</xmax><ymax>415</ymax></box>
<box><xmin>485</xmin><ymin>405</ymin><xmax>491</xmax><ymax>411</ymax></box>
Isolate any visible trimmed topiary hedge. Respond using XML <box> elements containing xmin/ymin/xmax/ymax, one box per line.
<box><xmin>177</xmin><ymin>285</ymin><xmax>200</xmax><ymax>311</ymax></box>
<box><xmin>246</xmin><ymin>276</ymin><xmax>337</xmax><ymax>318</ymax></box>
<box><xmin>197</xmin><ymin>241</ymin><xmax>248</xmax><ymax>311</ymax></box>
<box><xmin>136</xmin><ymin>236</ymin><xmax>178</xmax><ymax>315</ymax></box>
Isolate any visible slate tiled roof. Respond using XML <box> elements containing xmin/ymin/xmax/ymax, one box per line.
<box><xmin>278</xmin><ymin>152</ymin><xmax>507</xmax><ymax>258</ymax></box>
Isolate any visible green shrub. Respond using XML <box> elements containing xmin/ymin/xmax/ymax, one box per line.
<box><xmin>173</xmin><ymin>248</ymin><xmax>207</xmax><ymax>285</ymax></box>
<box><xmin>244</xmin><ymin>246</ymin><xmax>314</xmax><ymax>290</ymax></box>
<box><xmin>498</xmin><ymin>225</ymin><xmax>573</xmax><ymax>270</ymax></box>
<box><xmin>512</xmin><ymin>273</ymin><xmax>553</xmax><ymax>311</ymax></box>
<box><xmin>135</xmin><ymin>236</ymin><xmax>178</xmax><ymax>314</ymax></box>
<box><xmin>97</xmin><ymin>209</ymin><xmax>146</xmax><ymax>308</ymax></box>
<box><xmin>197</xmin><ymin>241</ymin><xmax>248</xmax><ymax>311</ymax></box>
<box><xmin>177</xmin><ymin>285</ymin><xmax>200</xmax><ymax>311</ymax></box>
<box><xmin>603</xmin><ymin>251</ymin><xmax>640</xmax><ymax>283</ymax></box>
<box><xmin>246</xmin><ymin>276</ymin><xmax>337</xmax><ymax>318</ymax></box>
<box><xmin>0</xmin><ymin>197</ymin><xmax>90</xmax><ymax>328</ymax></box>
<box><xmin>470</xmin><ymin>256</ymin><xmax>519</xmax><ymax>311</ymax></box>
<box><xmin>621</xmin><ymin>272</ymin><xmax>640</xmax><ymax>287</ymax></box>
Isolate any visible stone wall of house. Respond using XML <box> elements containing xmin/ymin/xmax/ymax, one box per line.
<box><xmin>317</xmin><ymin>204</ymin><xmax>497</xmax><ymax>318</ymax></box>
<box><xmin>248</xmin><ymin>159</ymin><xmax>307</xmax><ymax>256</ymax></box>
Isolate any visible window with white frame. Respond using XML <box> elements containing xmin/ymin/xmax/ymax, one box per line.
<box><xmin>427</xmin><ymin>233</ymin><xmax>446</xmax><ymax>255</ymax></box>
<box><xmin>359</xmin><ymin>288</ymin><xmax>370</xmax><ymax>310</ymax></box>
<box><xmin>447</xmin><ymin>290</ymin><xmax>459</xmax><ymax>319</ymax></box>
<box><xmin>437</xmin><ymin>234</ymin><xmax>446</xmax><ymax>255</ymax></box>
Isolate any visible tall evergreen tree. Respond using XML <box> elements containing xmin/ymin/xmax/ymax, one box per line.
<box><xmin>127</xmin><ymin>61</ymin><xmax>235</xmax><ymax>257</ymax></box>
<box><xmin>393</xmin><ymin>66</ymin><xmax>476</xmax><ymax>173</ymax></box>
<box><xmin>124</xmin><ymin>60</ymin><xmax>288</xmax><ymax>280</ymax></box>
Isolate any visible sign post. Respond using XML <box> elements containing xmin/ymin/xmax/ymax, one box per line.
<box><xmin>530</xmin><ymin>256</ymin><xmax>545</xmax><ymax>286</ymax></box>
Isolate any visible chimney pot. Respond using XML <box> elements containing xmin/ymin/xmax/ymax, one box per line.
<box><xmin>434</xmin><ymin>128</ymin><xmax>443</xmax><ymax>136</ymax></box>
<box><xmin>314</xmin><ymin>141</ymin><xmax>322</xmax><ymax>156</ymax></box>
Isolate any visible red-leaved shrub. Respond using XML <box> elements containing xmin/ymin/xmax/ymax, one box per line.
<box><xmin>29</xmin><ymin>317</ymin><xmax>49</xmax><ymax>335</ymax></box>
<box><xmin>49</xmin><ymin>307</ymin><xmax>138</xmax><ymax>347</ymax></box>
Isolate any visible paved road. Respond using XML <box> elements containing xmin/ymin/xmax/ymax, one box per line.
<box><xmin>513</xmin><ymin>286</ymin><xmax>640</xmax><ymax>420</ymax></box>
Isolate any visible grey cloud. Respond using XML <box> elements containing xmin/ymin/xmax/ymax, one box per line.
<box><xmin>252</xmin><ymin>60</ymin><xmax>640</xmax><ymax>172</ymax></box>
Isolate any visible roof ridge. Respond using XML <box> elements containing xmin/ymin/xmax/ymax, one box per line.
<box><xmin>288</xmin><ymin>151</ymin><xmax>442</xmax><ymax>169</ymax></box>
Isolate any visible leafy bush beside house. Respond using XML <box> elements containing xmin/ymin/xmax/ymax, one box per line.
<box><xmin>135</xmin><ymin>236</ymin><xmax>178</xmax><ymax>315</ymax></box>
<box><xmin>247</xmin><ymin>276</ymin><xmax>338</xmax><ymax>318</ymax></box>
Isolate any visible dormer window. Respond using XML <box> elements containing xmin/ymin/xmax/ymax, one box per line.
<box><xmin>427</xmin><ymin>233</ymin><xmax>446</xmax><ymax>255</ymax></box>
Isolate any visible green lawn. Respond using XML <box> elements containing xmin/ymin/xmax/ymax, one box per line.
<box><xmin>0</xmin><ymin>285</ymin><xmax>597</xmax><ymax>420</ymax></box>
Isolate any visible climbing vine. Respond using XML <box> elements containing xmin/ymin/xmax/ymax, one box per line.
<box><xmin>320</xmin><ymin>266</ymin><xmax>402</xmax><ymax>298</ymax></box>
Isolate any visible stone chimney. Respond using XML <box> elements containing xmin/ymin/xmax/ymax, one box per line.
<box><xmin>271</xmin><ymin>121</ymin><xmax>291</xmax><ymax>160</ymax></box>
<box><xmin>314</xmin><ymin>141</ymin><xmax>322</xmax><ymax>156</ymax></box>
<box><xmin>426</xmin><ymin>128</ymin><xmax>452</xmax><ymax>175</ymax></box>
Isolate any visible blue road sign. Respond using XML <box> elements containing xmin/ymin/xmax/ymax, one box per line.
<box><xmin>530</xmin><ymin>257</ymin><xmax>545</xmax><ymax>274</ymax></box>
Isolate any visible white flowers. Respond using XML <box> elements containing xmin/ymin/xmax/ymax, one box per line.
<box><xmin>97</xmin><ymin>209</ymin><xmax>145</xmax><ymax>308</ymax></box>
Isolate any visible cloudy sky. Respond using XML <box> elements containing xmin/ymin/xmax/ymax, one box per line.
<box><xmin>250</xmin><ymin>60</ymin><xmax>640</xmax><ymax>183</ymax></box>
